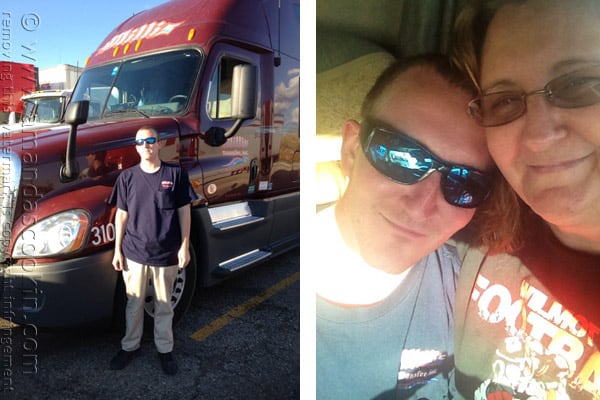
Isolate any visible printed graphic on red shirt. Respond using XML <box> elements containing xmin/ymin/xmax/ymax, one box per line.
<box><xmin>470</xmin><ymin>274</ymin><xmax>600</xmax><ymax>399</ymax></box>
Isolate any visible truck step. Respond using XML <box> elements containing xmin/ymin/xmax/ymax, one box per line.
<box><xmin>212</xmin><ymin>214</ymin><xmax>265</xmax><ymax>231</ymax></box>
<box><xmin>209</xmin><ymin>202</ymin><xmax>265</xmax><ymax>231</ymax></box>
<box><xmin>213</xmin><ymin>249</ymin><xmax>272</xmax><ymax>277</ymax></box>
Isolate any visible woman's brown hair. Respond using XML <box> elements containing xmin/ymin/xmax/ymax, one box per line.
<box><xmin>450</xmin><ymin>0</ymin><xmax>531</xmax><ymax>253</ymax></box>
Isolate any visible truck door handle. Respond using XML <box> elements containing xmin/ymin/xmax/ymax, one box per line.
<box><xmin>249</xmin><ymin>159</ymin><xmax>258</xmax><ymax>183</ymax></box>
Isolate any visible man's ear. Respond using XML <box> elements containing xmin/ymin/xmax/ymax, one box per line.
<box><xmin>340</xmin><ymin>119</ymin><xmax>361</xmax><ymax>178</ymax></box>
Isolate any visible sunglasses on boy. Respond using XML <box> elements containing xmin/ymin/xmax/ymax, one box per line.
<box><xmin>359</xmin><ymin>119</ymin><xmax>492</xmax><ymax>208</ymax></box>
<box><xmin>468</xmin><ymin>64</ymin><xmax>600</xmax><ymax>127</ymax></box>
<box><xmin>135</xmin><ymin>137</ymin><xmax>158</xmax><ymax>146</ymax></box>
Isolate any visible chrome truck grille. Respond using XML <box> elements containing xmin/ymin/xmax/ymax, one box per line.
<box><xmin>0</xmin><ymin>152</ymin><xmax>21</xmax><ymax>262</ymax></box>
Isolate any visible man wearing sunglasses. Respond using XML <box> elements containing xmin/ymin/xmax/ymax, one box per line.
<box><xmin>108</xmin><ymin>126</ymin><xmax>196</xmax><ymax>375</ymax></box>
<box><xmin>316</xmin><ymin>54</ymin><xmax>494</xmax><ymax>399</ymax></box>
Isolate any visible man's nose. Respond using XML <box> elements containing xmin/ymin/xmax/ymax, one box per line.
<box><xmin>400</xmin><ymin>172</ymin><xmax>442</xmax><ymax>221</ymax></box>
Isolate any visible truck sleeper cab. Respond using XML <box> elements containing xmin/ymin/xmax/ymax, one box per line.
<box><xmin>0</xmin><ymin>0</ymin><xmax>299</xmax><ymax>327</ymax></box>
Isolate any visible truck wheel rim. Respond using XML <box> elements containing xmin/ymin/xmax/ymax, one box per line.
<box><xmin>143</xmin><ymin>268</ymin><xmax>186</xmax><ymax>317</ymax></box>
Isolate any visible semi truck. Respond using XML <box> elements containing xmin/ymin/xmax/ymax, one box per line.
<box><xmin>0</xmin><ymin>0</ymin><xmax>300</xmax><ymax>327</ymax></box>
<box><xmin>0</xmin><ymin>90</ymin><xmax>72</xmax><ymax>132</ymax></box>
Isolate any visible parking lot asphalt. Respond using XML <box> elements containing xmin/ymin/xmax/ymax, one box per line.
<box><xmin>0</xmin><ymin>248</ymin><xmax>300</xmax><ymax>399</ymax></box>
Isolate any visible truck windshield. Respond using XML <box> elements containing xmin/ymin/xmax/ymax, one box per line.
<box><xmin>71</xmin><ymin>49</ymin><xmax>201</xmax><ymax>120</ymax></box>
<box><xmin>22</xmin><ymin>97</ymin><xmax>65</xmax><ymax>123</ymax></box>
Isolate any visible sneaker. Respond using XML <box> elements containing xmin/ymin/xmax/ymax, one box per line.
<box><xmin>158</xmin><ymin>352</ymin><xmax>178</xmax><ymax>375</ymax></box>
<box><xmin>109</xmin><ymin>349</ymin><xmax>140</xmax><ymax>370</ymax></box>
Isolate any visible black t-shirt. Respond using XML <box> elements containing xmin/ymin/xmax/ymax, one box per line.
<box><xmin>109</xmin><ymin>162</ymin><xmax>196</xmax><ymax>266</ymax></box>
<box><xmin>517</xmin><ymin>217</ymin><xmax>600</xmax><ymax>348</ymax></box>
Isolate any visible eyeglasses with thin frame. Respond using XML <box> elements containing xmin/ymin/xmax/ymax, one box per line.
<box><xmin>359</xmin><ymin>119</ymin><xmax>492</xmax><ymax>208</ymax></box>
<box><xmin>134</xmin><ymin>137</ymin><xmax>158</xmax><ymax>146</ymax></box>
<box><xmin>468</xmin><ymin>64</ymin><xmax>600</xmax><ymax>127</ymax></box>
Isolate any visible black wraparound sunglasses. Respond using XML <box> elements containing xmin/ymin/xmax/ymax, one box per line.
<box><xmin>359</xmin><ymin>119</ymin><xmax>492</xmax><ymax>208</ymax></box>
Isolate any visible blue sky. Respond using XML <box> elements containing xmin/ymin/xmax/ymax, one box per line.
<box><xmin>1</xmin><ymin>0</ymin><xmax>168</xmax><ymax>69</ymax></box>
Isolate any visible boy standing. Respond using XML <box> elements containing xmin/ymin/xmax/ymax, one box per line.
<box><xmin>109</xmin><ymin>126</ymin><xmax>196</xmax><ymax>375</ymax></box>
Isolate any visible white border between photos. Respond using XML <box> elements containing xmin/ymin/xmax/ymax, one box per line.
<box><xmin>299</xmin><ymin>0</ymin><xmax>316</xmax><ymax>398</ymax></box>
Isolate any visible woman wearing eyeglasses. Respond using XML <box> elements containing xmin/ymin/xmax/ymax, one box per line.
<box><xmin>108</xmin><ymin>126</ymin><xmax>197</xmax><ymax>376</ymax></box>
<box><xmin>316</xmin><ymin>54</ymin><xmax>494</xmax><ymax>399</ymax></box>
<box><xmin>451</xmin><ymin>0</ymin><xmax>600</xmax><ymax>398</ymax></box>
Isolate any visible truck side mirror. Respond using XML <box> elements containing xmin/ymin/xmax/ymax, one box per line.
<box><xmin>60</xmin><ymin>100</ymin><xmax>89</xmax><ymax>182</ymax></box>
<box><xmin>205</xmin><ymin>64</ymin><xmax>258</xmax><ymax>147</ymax></box>
<box><xmin>64</xmin><ymin>100</ymin><xmax>89</xmax><ymax>125</ymax></box>
<box><xmin>231</xmin><ymin>64</ymin><xmax>257</xmax><ymax>120</ymax></box>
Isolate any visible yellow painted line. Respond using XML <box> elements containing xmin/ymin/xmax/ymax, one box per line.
<box><xmin>191</xmin><ymin>272</ymin><xmax>299</xmax><ymax>341</ymax></box>
<box><xmin>0</xmin><ymin>318</ymin><xmax>18</xmax><ymax>330</ymax></box>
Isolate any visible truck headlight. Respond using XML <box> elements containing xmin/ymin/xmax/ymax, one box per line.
<box><xmin>12</xmin><ymin>210</ymin><xmax>90</xmax><ymax>258</ymax></box>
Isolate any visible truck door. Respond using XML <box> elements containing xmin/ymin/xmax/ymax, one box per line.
<box><xmin>199</xmin><ymin>43</ymin><xmax>270</xmax><ymax>204</ymax></box>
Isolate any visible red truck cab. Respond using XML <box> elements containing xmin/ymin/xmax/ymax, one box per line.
<box><xmin>0</xmin><ymin>0</ymin><xmax>299</xmax><ymax>327</ymax></box>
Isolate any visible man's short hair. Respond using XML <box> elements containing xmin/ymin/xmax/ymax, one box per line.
<box><xmin>360</xmin><ymin>53</ymin><xmax>472</xmax><ymax>119</ymax></box>
<box><xmin>137</xmin><ymin>126</ymin><xmax>160</xmax><ymax>139</ymax></box>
